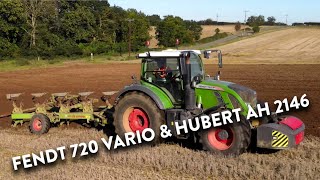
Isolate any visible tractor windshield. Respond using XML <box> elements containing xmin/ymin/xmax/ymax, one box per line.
<box><xmin>142</xmin><ymin>53</ymin><xmax>204</xmax><ymax>81</ymax></box>
<box><xmin>143</xmin><ymin>57</ymin><xmax>180</xmax><ymax>83</ymax></box>
<box><xmin>142</xmin><ymin>57</ymin><xmax>182</xmax><ymax>103</ymax></box>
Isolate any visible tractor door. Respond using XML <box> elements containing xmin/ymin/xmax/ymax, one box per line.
<box><xmin>142</xmin><ymin>57</ymin><xmax>183</xmax><ymax>104</ymax></box>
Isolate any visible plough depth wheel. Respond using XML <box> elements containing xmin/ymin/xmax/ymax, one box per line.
<box><xmin>29</xmin><ymin>114</ymin><xmax>51</xmax><ymax>134</ymax></box>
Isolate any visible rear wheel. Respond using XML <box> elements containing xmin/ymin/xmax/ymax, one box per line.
<box><xmin>199</xmin><ymin>115</ymin><xmax>251</xmax><ymax>156</ymax></box>
<box><xmin>113</xmin><ymin>92</ymin><xmax>164</xmax><ymax>144</ymax></box>
<box><xmin>29</xmin><ymin>114</ymin><xmax>50</xmax><ymax>134</ymax></box>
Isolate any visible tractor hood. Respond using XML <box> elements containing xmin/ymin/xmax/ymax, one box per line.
<box><xmin>197</xmin><ymin>79</ymin><xmax>257</xmax><ymax>108</ymax></box>
<box><xmin>196</xmin><ymin>79</ymin><xmax>233</xmax><ymax>91</ymax></box>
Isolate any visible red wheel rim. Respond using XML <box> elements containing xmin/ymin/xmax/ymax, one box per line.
<box><xmin>128</xmin><ymin>108</ymin><xmax>149</xmax><ymax>132</ymax></box>
<box><xmin>32</xmin><ymin>118</ymin><xmax>42</xmax><ymax>131</ymax></box>
<box><xmin>207</xmin><ymin>127</ymin><xmax>234</xmax><ymax>150</ymax></box>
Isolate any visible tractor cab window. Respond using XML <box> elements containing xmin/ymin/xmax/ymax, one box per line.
<box><xmin>143</xmin><ymin>57</ymin><xmax>180</xmax><ymax>82</ymax></box>
<box><xmin>143</xmin><ymin>58</ymin><xmax>182</xmax><ymax>103</ymax></box>
<box><xmin>189</xmin><ymin>53</ymin><xmax>204</xmax><ymax>80</ymax></box>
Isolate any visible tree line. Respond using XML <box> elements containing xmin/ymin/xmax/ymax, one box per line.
<box><xmin>0</xmin><ymin>0</ymin><xmax>287</xmax><ymax>60</ymax></box>
<box><xmin>246</xmin><ymin>15</ymin><xmax>285</xmax><ymax>26</ymax></box>
<box><xmin>0</xmin><ymin>0</ymin><xmax>151</xmax><ymax>59</ymax></box>
<box><xmin>292</xmin><ymin>22</ymin><xmax>320</xmax><ymax>26</ymax></box>
<box><xmin>0</xmin><ymin>0</ymin><xmax>203</xmax><ymax>60</ymax></box>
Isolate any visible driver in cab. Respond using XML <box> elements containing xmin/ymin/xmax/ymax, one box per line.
<box><xmin>153</xmin><ymin>58</ymin><xmax>173</xmax><ymax>82</ymax></box>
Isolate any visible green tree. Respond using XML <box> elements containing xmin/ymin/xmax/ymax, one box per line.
<box><xmin>0</xmin><ymin>0</ymin><xmax>205</xmax><ymax>58</ymax></box>
<box><xmin>267</xmin><ymin>16</ymin><xmax>276</xmax><ymax>26</ymax></box>
<box><xmin>156</xmin><ymin>16</ymin><xmax>193</xmax><ymax>47</ymax></box>
<box><xmin>18</xmin><ymin>0</ymin><xmax>63</xmax><ymax>58</ymax></box>
<box><xmin>61</xmin><ymin>4</ymin><xmax>95</xmax><ymax>43</ymax></box>
<box><xmin>0</xmin><ymin>0</ymin><xmax>25</xmax><ymax>58</ymax></box>
<box><xmin>22</xmin><ymin>0</ymin><xmax>47</xmax><ymax>47</ymax></box>
<box><xmin>127</xmin><ymin>9</ymin><xmax>151</xmax><ymax>51</ymax></box>
<box><xmin>80</xmin><ymin>0</ymin><xmax>111</xmax><ymax>42</ymax></box>
<box><xmin>198</xmin><ymin>18</ymin><xmax>216</xmax><ymax>25</ymax></box>
<box><xmin>247</xmin><ymin>15</ymin><xmax>265</xmax><ymax>27</ymax></box>
<box><xmin>184</xmin><ymin>20</ymin><xmax>203</xmax><ymax>41</ymax></box>
<box><xmin>110</xmin><ymin>6</ymin><xmax>128</xmax><ymax>45</ymax></box>
<box><xmin>147</xmin><ymin>14</ymin><xmax>161</xmax><ymax>26</ymax></box>
<box><xmin>252</xmin><ymin>26</ymin><xmax>260</xmax><ymax>33</ymax></box>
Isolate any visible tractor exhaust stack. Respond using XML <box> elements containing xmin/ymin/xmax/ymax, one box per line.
<box><xmin>183</xmin><ymin>52</ymin><xmax>196</xmax><ymax>111</ymax></box>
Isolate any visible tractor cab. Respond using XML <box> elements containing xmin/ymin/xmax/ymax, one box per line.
<box><xmin>139</xmin><ymin>50</ymin><xmax>205</xmax><ymax>106</ymax></box>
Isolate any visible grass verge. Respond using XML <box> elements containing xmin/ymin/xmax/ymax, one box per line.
<box><xmin>0</xmin><ymin>54</ymin><xmax>139</xmax><ymax>72</ymax></box>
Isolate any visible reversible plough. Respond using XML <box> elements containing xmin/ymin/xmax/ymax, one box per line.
<box><xmin>3</xmin><ymin>91</ymin><xmax>117</xmax><ymax>133</ymax></box>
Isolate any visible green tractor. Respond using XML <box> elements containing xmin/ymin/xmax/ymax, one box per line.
<box><xmin>113</xmin><ymin>49</ymin><xmax>305</xmax><ymax>156</ymax></box>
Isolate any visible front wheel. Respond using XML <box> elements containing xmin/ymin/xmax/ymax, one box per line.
<box><xmin>199</xmin><ymin>118</ymin><xmax>251</xmax><ymax>156</ymax></box>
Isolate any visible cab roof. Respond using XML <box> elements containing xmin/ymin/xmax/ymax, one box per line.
<box><xmin>137</xmin><ymin>49</ymin><xmax>201</xmax><ymax>58</ymax></box>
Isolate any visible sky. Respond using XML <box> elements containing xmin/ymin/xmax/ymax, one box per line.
<box><xmin>108</xmin><ymin>0</ymin><xmax>319</xmax><ymax>24</ymax></box>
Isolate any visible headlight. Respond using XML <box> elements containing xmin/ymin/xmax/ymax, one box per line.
<box><xmin>228</xmin><ymin>84</ymin><xmax>257</xmax><ymax>108</ymax></box>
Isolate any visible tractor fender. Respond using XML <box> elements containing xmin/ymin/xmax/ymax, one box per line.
<box><xmin>115</xmin><ymin>84</ymin><xmax>173</xmax><ymax>110</ymax></box>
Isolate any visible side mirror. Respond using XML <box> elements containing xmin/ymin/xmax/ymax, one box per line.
<box><xmin>191</xmin><ymin>75</ymin><xmax>201</xmax><ymax>88</ymax></box>
<box><xmin>204</xmin><ymin>50</ymin><xmax>223</xmax><ymax>68</ymax></box>
<box><xmin>218</xmin><ymin>52</ymin><xmax>223</xmax><ymax>68</ymax></box>
<box><xmin>204</xmin><ymin>50</ymin><xmax>211</xmax><ymax>59</ymax></box>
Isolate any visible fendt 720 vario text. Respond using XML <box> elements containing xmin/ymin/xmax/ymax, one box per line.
<box><xmin>1</xmin><ymin>49</ymin><xmax>305</xmax><ymax>156</ymax></box>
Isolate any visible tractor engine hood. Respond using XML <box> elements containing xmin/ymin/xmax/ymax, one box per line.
<box><xmin>228</xmin><ymin>83</ymin><xmax>257</xmax><ymax>109</ymax></box>
<box><xmin>198</xmin><ymin>79</ymin><xmax>257</xmax><ymax>108</ymax></box>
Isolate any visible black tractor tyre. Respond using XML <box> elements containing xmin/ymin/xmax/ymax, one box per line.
<box><xmin>199</xmin><ymin>116</ymin><xmax>251</xmax><ymax>156</ymax></box>
<box><xmin>113</xmin><ymin>92</ymin><xmax>165</xmax><ymax>144</ymax></box>
<box><xmin>29</xmin><ymin>114</ymin><xmax>51</xmax><ymax>134</ymax></box>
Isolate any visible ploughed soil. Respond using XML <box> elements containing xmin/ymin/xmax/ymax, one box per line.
<box><xmin>0</xmin><ymin>63</ymin><xmax>319</xmax><ymax>136</ymax></box>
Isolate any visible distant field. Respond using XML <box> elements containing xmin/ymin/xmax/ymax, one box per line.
<box><xmin>200</xmin><ymin>25</ymin><xmax>249</xmax><ymax>39</ymax></box>
<box><xmin>149</xmin><ymin>25</ymin><xmax>249</xmax><ymax>48</ymax></box>
<box><xmin>203</xmin><ymin>27</ymin><xmax>320</xmax><ymax>64</ymax></box>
